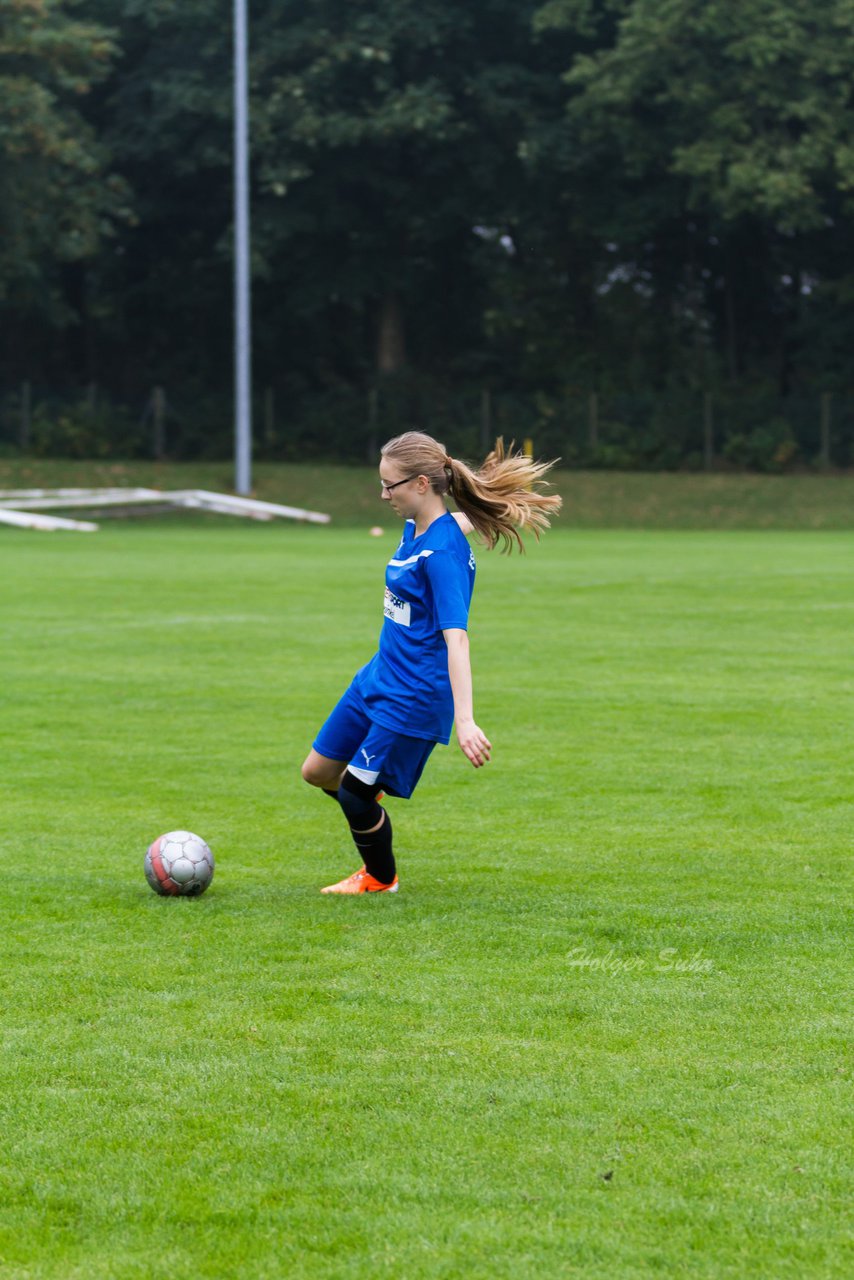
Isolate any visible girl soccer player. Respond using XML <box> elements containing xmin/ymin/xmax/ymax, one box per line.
<box><xmin>301</xmin><ymin>431</ymin><xmax>561</xmax><ymax>893</ymax></box>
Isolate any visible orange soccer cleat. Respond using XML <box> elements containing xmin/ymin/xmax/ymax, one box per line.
<box><xmin>320</xmin><ymin>866</ymin><xmax>399</xmax><ymax>895</ymax></box>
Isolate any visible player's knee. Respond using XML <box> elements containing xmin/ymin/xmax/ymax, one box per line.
<box><xmin>301</xmin><ymin>757</ymin><xmax>326</xmax><ymax>787</ymax></box>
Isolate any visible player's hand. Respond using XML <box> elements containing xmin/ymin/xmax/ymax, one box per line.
<box><xmin>456</xmin><ymin>719</ymin><xmax>492</xmax><ymax>768</ymax></box>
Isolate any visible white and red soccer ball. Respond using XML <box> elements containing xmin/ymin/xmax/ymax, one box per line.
<box><xmin>145</xmin><ymin>830</ymin><xmax>214</xmax><ymax>897</ymax></box>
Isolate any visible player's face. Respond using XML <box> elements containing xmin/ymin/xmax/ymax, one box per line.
<box><xmin>379</xmin><ymin>463</ymin><xmax>423</xmax><ymax>517</ymax></box>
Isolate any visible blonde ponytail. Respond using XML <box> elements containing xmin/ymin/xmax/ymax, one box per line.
<box><xmin>381</xmin><ymin>432</ymin><xmax>562</xmax><ymax>553</ymax></box>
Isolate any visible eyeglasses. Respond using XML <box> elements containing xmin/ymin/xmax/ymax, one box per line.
<box><xmin>380</xmin><ymin>474</ymin><xmax>420</xmax><ymax>494</ymax></box>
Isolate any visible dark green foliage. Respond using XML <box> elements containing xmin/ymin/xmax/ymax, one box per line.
<box><xmin>2</xmin><ymin>1</ymin><xmax>854</xmax><ymax>466</ymax></box>
<box><xmin>0</xmin><ymin>0</ymin><xmax>132</xmax><ymax>319</ymax></box>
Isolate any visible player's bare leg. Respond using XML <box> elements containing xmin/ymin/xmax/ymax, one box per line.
<box><xmin>301</xmin><ymin>750</ymin><xmax>347</xmax><ymax>792</ymax></box>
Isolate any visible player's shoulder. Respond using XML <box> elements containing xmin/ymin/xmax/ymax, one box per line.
<box><xmin>424</xmin><ymin>513</ymin><xmax>475</xmax><ymax>575</ymax></box>
<box><xmin>425</xmin><ymin>511</ymin><xmax>469</xmax><ymax>550</ymax></box>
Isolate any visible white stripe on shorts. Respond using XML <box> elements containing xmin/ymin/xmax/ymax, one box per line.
<box><xmin>348</xmin><ymin>764</ymin><xmax>380</xmax><ymax>786</ymax></box>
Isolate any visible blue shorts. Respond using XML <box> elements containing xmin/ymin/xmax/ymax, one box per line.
<box><xmin>312</xmin><ymin>681</ymin><xmax>437</xmax><ymax>799</ymax></box>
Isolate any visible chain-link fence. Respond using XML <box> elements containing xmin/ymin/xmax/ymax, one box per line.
<box><xmin>1</xmin><ymin>380</ymin><xmax>852</xmax><ymax>471</ymax></box>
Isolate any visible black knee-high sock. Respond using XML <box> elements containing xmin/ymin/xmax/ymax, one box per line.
<box><xmin>351</xmin><ymin>808</ymin><xmax>395</xmax><ymax>885</ymax></box>
<box><xmin>323</xmin><ymin>781</ymin><xmax>395</xmax><ymax>884</ymax></box>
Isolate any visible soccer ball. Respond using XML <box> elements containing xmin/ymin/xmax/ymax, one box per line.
<box><xmin>145</xmin><ymin>830</ymin><xmax>214</xmax><ymax>897</ymax></box>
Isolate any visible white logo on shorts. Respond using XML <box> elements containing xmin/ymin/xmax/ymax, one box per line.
<box><xmin>361</xmin><ymin>749</ymin><xmax>376</xmax><ymax>767</ymax></box>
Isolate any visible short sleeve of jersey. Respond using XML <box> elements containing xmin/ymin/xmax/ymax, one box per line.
<box><xmin>424</xmin><ymin>549</ymin><xmax>471</xmax><ymax>632</ymax></box>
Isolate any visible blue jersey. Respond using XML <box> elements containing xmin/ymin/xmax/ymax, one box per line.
<box><xmin>355</xmin><ymin>512</ymin><xmax>476</xmax><ymax>743</ymax></box>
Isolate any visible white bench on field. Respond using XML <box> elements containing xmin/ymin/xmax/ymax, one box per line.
<box><xmin>0</xmin><ymin>488</ymin><xmax>331</xmax><ymax>532</ymax></box>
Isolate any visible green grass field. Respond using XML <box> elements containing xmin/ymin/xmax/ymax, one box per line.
<box><xmin>1</xmin><ymin>509</ymin><xmax>851</xmax><ymax>1277</ymax></box>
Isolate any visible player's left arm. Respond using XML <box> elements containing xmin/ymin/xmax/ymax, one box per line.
<box><xmin>443</xmin><ymin>628</ymin><xmax>492</xmax><ymax>768</ymax></box>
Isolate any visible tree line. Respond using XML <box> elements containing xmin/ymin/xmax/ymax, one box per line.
<box><xmin>2</xmin><ymin>0</ymin><xmax>853</xmax><ymax>467</ymax></box>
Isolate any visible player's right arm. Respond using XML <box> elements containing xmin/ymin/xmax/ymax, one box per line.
<box><xmin>443</xmin><ymin>627</ymin><xmax>491</xmax><ymax>768</ymax></box>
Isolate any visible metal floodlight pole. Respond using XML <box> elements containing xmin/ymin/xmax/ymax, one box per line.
<box><xmin>233</xmin><ymin>0</ymin><xmax>252</xmax><ymax>495</ymax></box>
